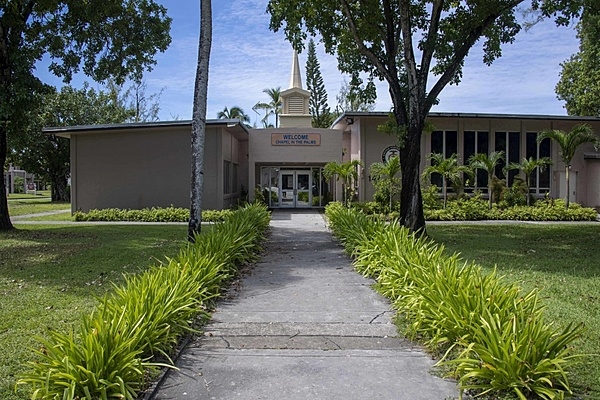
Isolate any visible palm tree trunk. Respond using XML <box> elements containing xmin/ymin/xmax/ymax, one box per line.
<box><xmin>525</xmin><ymin>175</ymin><xmax>531</xmax><ymax>207</ymax></box>
<box><xmin>188</xmin><ymin>0</ymin><xmax>212</xmax><ymax>242</ymax></box>
<box><xmin>442</xmin><ymin>178</ymin><xmax>447</xmax><ymax>209</ymax></box>
<box><xmin>389</xmin><ymin>183</ymin><xmax>393</xmax><ymax>212</ymax></box>
<box><xmin>565</xmin><ymin>165</ymin><xmax>570</xmax><ymax>209</ymax></box>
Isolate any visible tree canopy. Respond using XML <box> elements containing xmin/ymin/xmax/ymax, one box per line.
<box><xmin>336</xmin><ymin>71</ymin><xmax>377</xmax><ymax>113</ymax></box>
<box><xmin>267</xmin><ymin>0</ymin><xmax>584</xmax><ymax>233</ymax></box>
<box><xmin>0</xmin><ymin>0</ymin><xmax>172</xmax><ymax>230</ymax></box>
<box><xmin>217</xmin><ymin>106</ymin><xmax>250</xmax><ymax>123</ymax></box>
<box><xmin>555</xmin><ymin>5</ymin><xmax>600</xmax><ymax>116</ymax></box>
<box><xmin>9</xmin><ymin>84</ymin><xmax>136</xmax><ymax>202</ymax></box>
<box><xmin>254</xmin><ymin>87</ymin><xmax>283</xmax><ymax>128</ymax></box>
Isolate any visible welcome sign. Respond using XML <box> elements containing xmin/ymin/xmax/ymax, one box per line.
<box><xmin>271</xmin><ymin>133</ymin><xmax>321</xmax><ymax>146</ymax></box>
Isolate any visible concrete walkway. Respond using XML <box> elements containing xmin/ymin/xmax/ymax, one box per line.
<box><xmin>152</xmin><ymin>210</ymin><xmax>458</xmax><ymax>400</ymax></box>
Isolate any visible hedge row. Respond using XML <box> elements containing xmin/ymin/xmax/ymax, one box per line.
<box><xmin>425</xmin><ymin>197</ymin><xmax>598</xmax><ymax>221</ymax></box>
<box><xmin>351</xmin><ymin>197</ymin><xmax>598</xmax><ymax>222</ymax></box>
<box><xmin>74</xmin><ymin>206</ymin><xmax>233</xmax><ymax>223</ymax></box>
<box><xmin>18</xmin><ymin>203</ymin><xmax>271</xmax><ymax>400</ymax></box>
<box><xmin>325</xmin><ymin>202</ymin><xmax>585</xmax><ymax>400</ymax></box>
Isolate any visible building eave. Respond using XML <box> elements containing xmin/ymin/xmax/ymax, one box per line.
<box><xmin>44</xmin><ymin>119</ymin><xmax>251</xmax><ymax>140</ymax></box>
<box><xmin>331</xmin><ymin>111</ymin><xmax>600</xmax><ymax>129</ymax></box>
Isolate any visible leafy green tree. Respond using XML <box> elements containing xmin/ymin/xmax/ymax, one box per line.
<box><xmin>370</xmin><ymin>155</ymin><xmax>401</xmax><ymax>211</ymax></box>
<box><xmin>9</xmin><ymin>84</ymin><xmax>135</xmax><ymax>202</ymax></box>
<box><xmin>538</xmin><ymin>124</ymin><xmax>599</xmax><ymax>209</ymax></box>
<box><xmin>422</xmin><ymin>153</ymin><xmax>473</xmax><ymax>209</ymax></box>
<box><xmin>323</xmin><ymin>159</ymin><xmax>363</xmax><ymax>206</ymax></box>
<box><xmin>505</xmin><ymin>157</ymin><xmax>552</xmax><ymax>206</ymax></box>
<box><xmin>189</xmin><ymin>0</ymin><xmax>212</xmax><ymax>241</ymax></box>
<box><xmin>555</xmin><ymin>6</ymin><xmax>600</xmax><ymax>116</ymax></box>
<box><xmin>267</xmin><ymin>0</ymin><xmax>583</xmax><ymax>233</ymax></box>
<box><xmin>0</xmin><ymin>0</ymin><xmax>172</xmax><ymax>231</ymax></box>
<box><xmin>469</xmin><ymin>151</ymin><xmax>505</xmax><ymax>209</ymax></box>
<box><xmin>254</xmin><ymin>87</ymin><xmax>283</xmax><ymax>128</ymax></box>
<box><xmin>217</xmin><ymin>106</ymin><xmax>250</xmax><ymax>124</ymax></box>
<box><xmin>336</xmin><ymin>71</ymin><xmax>377</xmax><ymax>113</ymax></box>
<box><xmin>306</xmin><ymin>39</ymin><xmax>333</xmax><ymax>128</ymax></box>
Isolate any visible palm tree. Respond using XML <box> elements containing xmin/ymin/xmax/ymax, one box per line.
<box><xmin>323</xmin><ymin>159</ymin><xmax>363</xmax><ymax>206</ymax></box>
<box><xmin>469</xmin><ymin>151</ymin><xmax>505</xmax><ymax>209</ymax></box>
<box><xmin>253</xmin><ymin>87</ymin><xmax>283</xmax><ymax>128</ymax></box>
<box><xmin>422</xmin><ymin>153</ymin><xmax>473</xmax><ymax>209</ymax></box>
<box><xmin>217</xmin><ymin>106</ymin><xmax>250</xmax><ymax>124</ymax></box>
<box><xmin>505</xmin><ymin>157</ymin><xmax>552</xmax><ymax>206</ymax></box>
<box><xmin>189</xmin><ymin>0</ymin><xmax>212</xmax><ymax>242</ymax></box>
<box><xmin>370</xmin><ymin>155</ymin><xmax>401</xmax><ymax>211</ymax></box>
<box><xmin>538</xmin><ymin>124</ymin><xmax>599</xmax><ymax>208</ymax></box>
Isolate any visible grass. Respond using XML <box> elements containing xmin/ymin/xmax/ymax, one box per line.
<box><xmin>7</xmin><ymin>191</ymin><xmax>51</xmax><ymax>200</ymax></box>
<box><xmin>0</xmin><ymin>223</ymin><xmax>188</xmax><ymax>400</ymax></box>
<box><xmin>428</xmin><ymin>223</ymin><xmax>600</xmax><ymax>398</ymax></box>
<box><xmin>7</xmin><ymin>199</ymin><xmax>69</xmax><ymax>217</ymax></box>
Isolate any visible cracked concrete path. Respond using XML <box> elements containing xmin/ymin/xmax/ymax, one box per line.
<box><xmin>153</xmin><ymin>210</ymin><xmax>458</xmax><ymax>400</ymax></box>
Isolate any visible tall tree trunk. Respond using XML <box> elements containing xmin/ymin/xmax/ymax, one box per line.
<box><xmin>399</xmin><ymin>123</ymin><xmax>426</xmax><ymax>234</ymax></box>
<box><xmin>50</xmin><ymin>174</ymin><xmax>69</xmax><ymax>202</ymax></box>
<box><xmin>0</xmin><ymin>30</ymin><xmax>13</xmax><ymax>230</ymax></box>
<box><xmin>188</xmin><ymin>0</ymin><xmax>212</xmax><ymax>242</ymax></box>
<box><xmin>0</xmin><ymin>124</ymin><xmax>13</xmax><ymax>230</ymax></box>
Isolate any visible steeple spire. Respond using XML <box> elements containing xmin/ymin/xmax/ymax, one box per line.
<box><xmin>289</xmin><ymin>50</ymin><xmax>303</xmax><ymax>89</ymax></box>
<box><xmin>279</xmin><ymin>48</ymin><xmax>312</xmax><ymax>128</ymax></box>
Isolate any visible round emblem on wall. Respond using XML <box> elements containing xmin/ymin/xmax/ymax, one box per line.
<box><xmin>382</xmin><ymin>146</ymin><xmax>401</xmax><ymax>163</ymax></box>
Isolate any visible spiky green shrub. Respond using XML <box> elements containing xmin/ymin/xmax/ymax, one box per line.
<box><xmin>325</xmin><ymin>206</ymin><xmax>586</xmax><ymax>399</ymax></box>
<box><xmin>325</xmin><ymin>202</ymin><xmax>383</xmax><ymax>255</ymax></box>
<box><xmin>19</xmin><ymin>203</ymin><xmax>270</xmax><ymax>400</ymax></box>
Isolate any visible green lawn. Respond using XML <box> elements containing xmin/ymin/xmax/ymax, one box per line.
<box><xmin>0</xmin><ymin>224</ymin><xmax>187</xmax><ymax>400</ymax></box>
<box><xmin>7</xmin><ymin>199</ymin><xmax>70</xmax><ymax>217</ymax></box>
<box><xmin>428</xmin><ymin>223</ymin><xmax>600</xmax><ymax>398</ymax></box>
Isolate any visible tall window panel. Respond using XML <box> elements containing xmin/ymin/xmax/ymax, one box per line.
<box><xmin>526</xmin><ymin>132</ymin><xmax>551</xmax><ymax>194</ymax></box>
<box><xmin>463</xmin><ymin>131</ymin><xmax>489</xmax><ymax>192</ymax></box>
<box><xmin>494</xmin><ymin>132</ymin><xmax>520</xmax><ymax>186</ymax></box>
<box><xmin>430</xmin><ymin>130</ymin><xmax>458</xmax><ymax>188</ymax></box>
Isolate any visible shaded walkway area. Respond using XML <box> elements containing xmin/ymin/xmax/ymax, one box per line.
<box><xmin>153</xmin><ymin>210</ymin><xmax>458</xmax><ymax>399</ymax></box>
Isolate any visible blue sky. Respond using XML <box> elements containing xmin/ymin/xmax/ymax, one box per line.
<box><xmin>40</xmin><ymin>1</ymin><xmax>581</xmax><ymax>125</ymax></box>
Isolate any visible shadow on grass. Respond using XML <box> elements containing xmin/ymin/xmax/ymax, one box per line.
<box><xmin>0</xmin><ymin>225</ymin><xmax>186</xmax><ymax>297</ymax></box>
<box><xmin>428</xmin><ymin>224</ymin><xmax>600</xmax><ymax>279</ymax></box>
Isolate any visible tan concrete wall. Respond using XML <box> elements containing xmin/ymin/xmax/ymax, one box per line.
<box><xmin>248</xmin><ymin>127</ymin><xmax>343</xmax><ymax>200</ymax></box>
<box><xmin>70</xmin><ymin>125</ymin><xmax>235</xmax><ymax>212</ymax></box>
<box><xmin>279</xmin><ymin>115</ymin><xmax>313</xmax><ymax>128</ymax></box>
<box><xmin>585</xmin><ymin>159</ymin><xmax>600</xmax><ymax>210</ymax></box>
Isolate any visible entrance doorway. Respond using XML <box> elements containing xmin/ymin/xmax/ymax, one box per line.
<box><xmin>280</xmin><ymin>170</ymin><xmax>311</xmax><ymax>208</ymax></box>
<box><xmin>259</xmin><ymin>166</ymin><xmax>331</xmax><ymax>208</ymax></box>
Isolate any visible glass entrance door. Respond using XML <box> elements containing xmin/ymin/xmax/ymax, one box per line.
<box><xmin>279</xmin><ymin>170</ymin><xmax>311</xmax><ymax>208</ymax></box>
<box><xmin>296</xmin><ymin>172</ymin><xmax>310</xmax><ymax>207</ymax></box>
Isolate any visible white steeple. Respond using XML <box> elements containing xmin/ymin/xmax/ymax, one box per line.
<box><xmin>280</xmin><ymin>48</ymin><xmax>312</xmax><ymax>128</ymax></box>
<box><xmin>289</xmin><ymin>50</ymin><xmax>303</xmax><ymax>89</ymax></box>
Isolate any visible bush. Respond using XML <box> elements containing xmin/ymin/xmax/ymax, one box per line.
<box><xmin>326</xmin><ymin>206</ymin><xmax>586</xmax><ymax>399</ymax></box>
<box><xmin>422</xmin><ymin>184</ymin><xmax>442</xmax><ymax>210</ymax></box>
<box><xmin>18</xmin><ymin>203</ymin><xmax>270</xmax><ymax>400</ymax></box>
<box><xmin>424</xmin><ymin>196</ymin><xmax>597</xmax><ymax>222</ymax></box>
<box><xmin>74</xmin><ymin>206</ymin><xmax>233</xmax><ymax>223</ymax></box>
